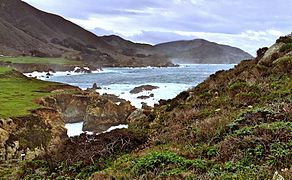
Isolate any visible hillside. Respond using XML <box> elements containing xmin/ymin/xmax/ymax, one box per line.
<box><xmin>154</xmin><ymin>39</ymin><xmax>253</xmax><ymax>64</ymax></box>
<box><xmin>0</xmin><ymin>0</ymin><xmax>251</xmax><ymax>68</ymax></box>
<box><xmin>10</xmin><ymin>36</ymin><xmax>291</xmax><ymax>179</ymax></box>
<box><xmin>0</xmin><ymin>0</ymin><xmax>171</xmax><ymax>67</ymax></box>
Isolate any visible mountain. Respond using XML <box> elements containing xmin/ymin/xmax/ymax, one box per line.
<box><xmin>154</xmin><ymin>39</ymin><xmax>253</xmax><ymax>64</ymax></box>
<box><xmin>0</xmin><ymin>0</ymin><xmax>252</xmax><ymax>67</ymax></box>
<box><xmin>0</xmin><ymin>0</ymin><xmax>171</xmax><ymax>67</ymax></box>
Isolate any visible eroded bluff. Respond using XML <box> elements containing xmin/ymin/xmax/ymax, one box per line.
<box><xmin>0</xmin><ymin>88</ymin><xmax>135</xmax><ymax>163</ymax></box>
<box><xmin>39</xmin><ymin>91</ymin><xmax>135</xmax><ymax>133</ymax></box>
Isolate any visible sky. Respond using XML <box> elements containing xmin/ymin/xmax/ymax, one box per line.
<box><xmin>22</xmin><ymin>0</ymin><xmax>292</xmax><ymax>55</ymax></box>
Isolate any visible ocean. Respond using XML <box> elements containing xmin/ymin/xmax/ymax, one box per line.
<box><xmin>26</xmin><ymin>64</ymin><xmax>235</xmax><ymax>136</ymax></box>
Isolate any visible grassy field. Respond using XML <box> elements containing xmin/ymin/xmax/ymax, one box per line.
<box><xmin>0</xmin><ymin>67</ymin><xmax>11</xmax><ymax>74</ymax></box>
<box><xmin>0</xmin><ymin>56</ymin><xmax>82</xmax><ymax>65</ymax></box>
<box><xmin>0</xmin><ymin>68</ymin><xmax>60</xmax><ymax>118</ymax></box>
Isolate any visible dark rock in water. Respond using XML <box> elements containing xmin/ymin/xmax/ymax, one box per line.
<box><xmin>137</xmin><ymin>95</ymin><xmax>151</xmax><ymax>99</ymax></box>
<box><xmin>46</xmin><ymin>72</ymin><xmax>52</xmax><ymax>76</ymax></box>
<box><xmin>92</xmin><ymin>83</ymin><xmax>101</xmax><ymax>90</ymax></box>
<box><xmin>130</xmin><ymin>85</ymin><xmax>159</xmax><ymax>94</ymax></box>
<box><xmin>92</xmin><ymin>83</ymin><xmax>98</xmax><ymax>89</ymax></box>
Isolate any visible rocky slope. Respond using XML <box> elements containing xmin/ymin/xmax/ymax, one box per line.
<box><xmin>16</xmin><ymin>35</ymin><xmax>291</xmax><ymax>179</ymax></box>
<box><xmin>0</xmin><ymin>0</ymin><xmax>251</xmax><ymax>68</ymax></box>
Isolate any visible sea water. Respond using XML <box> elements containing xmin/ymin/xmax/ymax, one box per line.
<box><xmin>26</xmin><ymin>64</ymin><xmax>235</xmax><ymax>136</ymax></box>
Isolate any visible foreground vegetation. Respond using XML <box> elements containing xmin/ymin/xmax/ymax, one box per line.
<box><xmin>1</xmin><ymin>36</ymin><xmax>292</xmax><ymax>179</ymax></box>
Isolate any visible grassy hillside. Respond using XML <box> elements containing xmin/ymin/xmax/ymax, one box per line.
<box><xmin>0</xmin><ymin>56</ymin><xmax>82</xmax><ymax>65</ymax></box>
<box><xmin>0</xmin><ymin>67</ymin><xmax>76</xmax><ymax>118</ymax></box>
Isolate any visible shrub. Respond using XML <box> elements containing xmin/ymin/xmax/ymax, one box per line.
<box><xmin>132</xmin><ymin>151</ymin><xmax>207</xmax><ymax>176</ymax></box>
<box><xmin>279</xmin><ymin>43</ymin><xmax>292</xmax><ymax>52</ymax></box>
<box><xmin>272</xmin><ymin>56</ymin><xmax>292</xmax><ymax>73</ymax></box>
<box><xmin>235</xmin><ymin>92</ymin><xmax>260</xmax><ymax>105</ymax></box>
<box><xmin>266</xmin><ymin>141</ymin><xmax>292</xmax><ymax>167</ymax></box>
<box><xmin>276</xmin><ymin>36</ymin><xmax>292</xmax><ymax>43</ymax></box>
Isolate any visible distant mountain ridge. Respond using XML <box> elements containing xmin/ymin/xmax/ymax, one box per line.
<box><xmin>154</xmin><ymin>39</ymin><xmax>253</xmax><ymax>64</ymax></box>
<box><xmin>0</xmin><ymin>0</ymin><xmax>252</xmax><ymax>66</ymax></box>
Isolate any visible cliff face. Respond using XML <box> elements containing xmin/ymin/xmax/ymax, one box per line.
<box><xmin>40</xmin><ymin>92</ymin><xmax>135</xmax><ymax>133</ymax></box>
<box><xmin>0</xmin><ymin>108</ymin><xmax>67</xmax><ymax>162</ymax></box>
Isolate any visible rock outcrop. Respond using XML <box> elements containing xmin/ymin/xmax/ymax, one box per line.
<box><xmin>84</xmin><ymin>100</ymin><xmax>134</xmax><ymax>133</ymax></box>
<box><xmin>130</xmin><ymin>85</ymin><xmax>159</xmax><ymax>94</ymax></box>
<box><xmin>40</xmin><ymin>91</ymin><xmax>135</xmax><ymax>133</ymax></box>
<box><xmin>0</xmin><ymin>108</ymin><xmax>67</xmax><ymax>162</ymax></box>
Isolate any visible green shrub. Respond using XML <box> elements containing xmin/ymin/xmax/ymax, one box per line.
<box><xmin>279</xmin><ymin>43</ymin><xmax>292</xmax><ymax>52</ymax></box>
<box><xmin>235</xmin><ymin>92</ymin><xmax>260</xmax><ymax>105</ymax></box>
<box><xmin>132</xmin><ymin>151</ymin><xmax>207</xmax><ymax>176</ymax></box>
<box><xmin>234</xmin><ymin>121</ymin><xmax>292</xmax><ymax>136</ymax></box>
<box><xmin>276</xmin><ymin>36</ymin><xmax>292</xmax><ymax>43</ymax></box>
<box><xmin>266</xmin><ymin>141</ymin><xmax>292</xmax><ymax>167</ymax></box>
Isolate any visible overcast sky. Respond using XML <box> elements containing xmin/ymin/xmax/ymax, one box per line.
<box><xmin>23</xmin><ymin>0</ymin><xmax>292</xmax><ymax>55</ymax></box>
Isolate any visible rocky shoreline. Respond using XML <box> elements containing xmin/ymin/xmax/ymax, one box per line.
<box><xmin>0</xmin><ymin>72</ymin><xmax>141</xmax><ymax>164</ymax></box>
<box><xmin>0</xmin><ymin>60</ymin><xmax>178</xmax><ymax>74</ymax></box>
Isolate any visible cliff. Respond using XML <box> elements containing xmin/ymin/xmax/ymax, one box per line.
<box><xmin>0</xmin><ymin>68</ymin><xmax>135</xmax><ymax>178</ymax></box>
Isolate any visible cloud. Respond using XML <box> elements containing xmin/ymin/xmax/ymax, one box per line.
<box><xmin>22</xmin><ymin>0</ymin><xmax>292</xmax><ymax>55</ymax></box>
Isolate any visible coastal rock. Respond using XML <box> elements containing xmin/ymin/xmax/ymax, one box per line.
<box><xmin>83</xmin><ymin>100</ymin><xmax>135</xmax><ymax>133</ymax></box>
<box><xmin>130</xmin><ymin>85</ymin><xmax>159</xmax><ymax>94</ymax></box>
<box><xmin>137</xmin><ymin>95</ymin><xmax>151</xmax><ymax>99</ymax></box>
<box><xmin>40</xmin><ymin>93</ymin><xmax>90</xmax><ymax>123</ymax></box>
<box><xmin>74</xmin><ymin>67</ymin><xmax>91</xmax><ymax>73</ymax></box>
<box><xmin>86</xmin><ymin>83</ymin><xmax>102</xmax><ymax>92</ymax></box>
<box><xmin>126</xmin><ymin>109</ymin><xmax>147</xmax><ymax>124</ymax></box>
<box><xmin>0</xmin><ymin>109</ymin><xmax>67</xmax><ymax>161</ymax></box>
<box><xmin>92</xmin><ymin>83</ymin><xmax>101</xmax><ymax>90</ymax></box>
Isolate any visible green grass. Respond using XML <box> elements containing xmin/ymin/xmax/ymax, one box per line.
<box><xmin>0</xmin><ymin>69</ymin><xmax>60</xmax><ymax>118</ymax></box>
<box><xmin>0</xmin><ymin>67</ymin><xmax>12</xmax><ymax>74</ymax></box>
<box><xmin>0</xmin><ymin>56</ymin><xmax>82</xmax><ymax>65</ymax></box>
